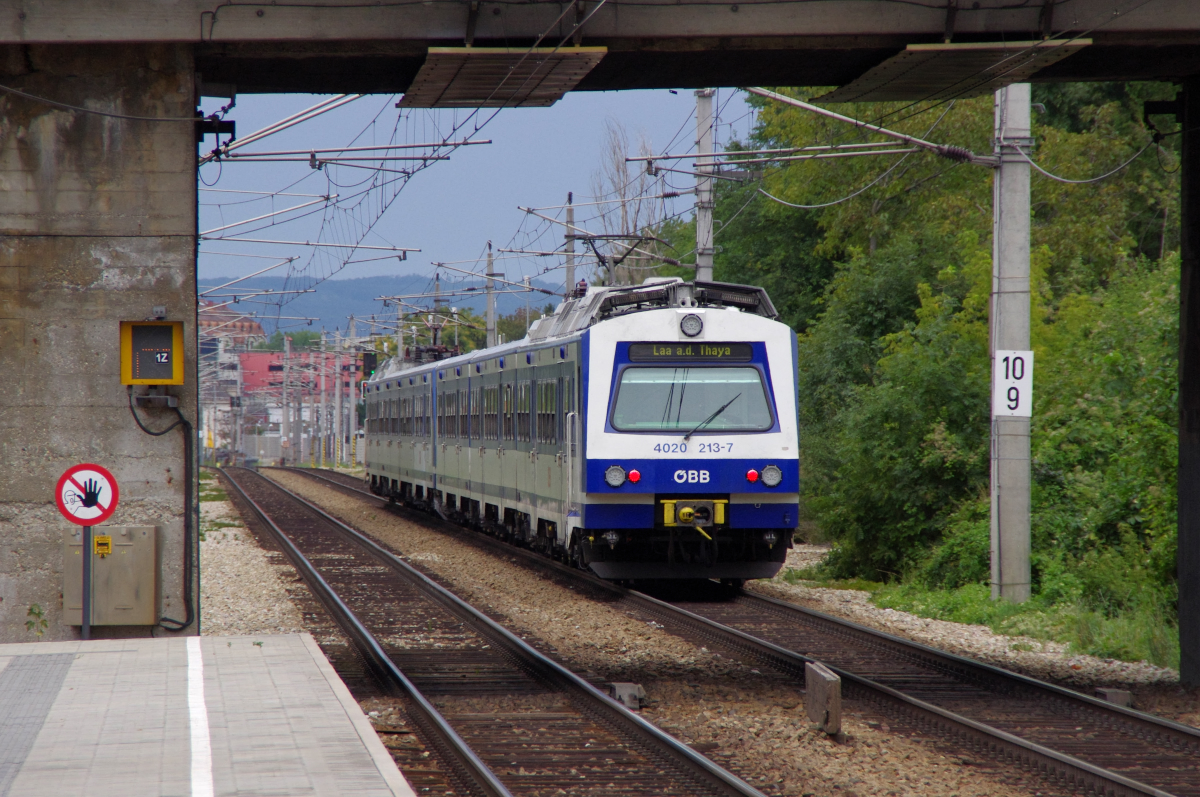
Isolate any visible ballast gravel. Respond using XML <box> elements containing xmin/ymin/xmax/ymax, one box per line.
<box><xmin>754</xmin><ymin>546</ymin><xmax>1179</xmax><ymax>689</ymax></box>
<box><xmin>199</xmin><ymin>491</ymin><xmax>307</xmax><ymax>636</ymax></box>
<box><xmin>265</xmin><ymin>470</ymin><xmax>1054</xmax><ymax>797</ymax></box>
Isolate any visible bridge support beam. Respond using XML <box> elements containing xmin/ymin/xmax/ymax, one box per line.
<box><xmin>0</xmin><ymin>44</ymin><xmax>198</xmax><ymax>639</ymax></box>
<box><xmin>1180</xmin><ymin>76</ymin><xmax>1200</xmax><ymax>688</ymax></box>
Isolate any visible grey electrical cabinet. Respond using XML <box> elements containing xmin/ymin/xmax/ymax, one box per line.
<box><xmin>63</xmin><ymin>525</ymin><xmax>159</xmax><ymax>626</ymax></box>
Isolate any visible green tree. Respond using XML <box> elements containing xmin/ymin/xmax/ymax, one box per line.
<box><xmin>712</xmin><ymin>83</ymin><xmax>1181</xmax><ymax>602</ymax></box>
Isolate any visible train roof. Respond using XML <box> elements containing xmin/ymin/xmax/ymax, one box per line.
<box><xmin>368</xmin><ymin>279</ymin><xmax>780</xmax><ymax>384</ymax></box>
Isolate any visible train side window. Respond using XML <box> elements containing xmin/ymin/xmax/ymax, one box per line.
<box><xmin>503</xmin><ymin>383</ymin><xmax>514</xmax><ymax>440</ymax></box>
<box><xmin>484</xmin><ymin>385</ymin><xmax>499</xmax><ymax>440</ymax></box>
<box><xmin>537</xmin><ymin>379</ymin><xmax>556</xmax><ymax>445</ymax></box>
<box><xmin>517</xmin><ymin>382</ymin><xmax>530</xmax><ymax>442</ymax></box>
<box><xmin>474</xmin><ymin>387</ymin><xmax>483</xmax><ymax>440</ymax></box>
<box><xmin>459</xmin><ymin>389</ymin><xmax>469</xmax><ymax>439</ymax></box>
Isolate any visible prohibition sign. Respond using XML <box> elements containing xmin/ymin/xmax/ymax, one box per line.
<box><xmin>56</xmin><ymin>464</ymin><xmax>119</xmax><ymax>526</ymax></box>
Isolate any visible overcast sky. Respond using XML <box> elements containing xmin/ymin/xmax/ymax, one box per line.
<box><xmin>197</xmin><ymin>89</ymin><xmax>752</xmax><ymax>307</ymax></box>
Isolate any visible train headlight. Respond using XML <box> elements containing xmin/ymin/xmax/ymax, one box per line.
<box><xmin>604</xmin><ymin>531</ymin><xmax>621</xmax><ymax>548</ymax></box>
<box><xmin>680</xmin><ymin>313</ymin><xmax>703</xmax><ymax>337</ymax></box>
<box><xmin>760</xmin><ymin>464</ymin><xmax>783</xmax><ymax>488</ymax></box>
<box><xmin>605</xmin><ymin>465</ymin><xmax>627</xmax><ymax>488</ymax></box>
<box><xmin>762</xmin><ymin>530</ymin><xmax>779</xmax><ymax>545</ymax></box>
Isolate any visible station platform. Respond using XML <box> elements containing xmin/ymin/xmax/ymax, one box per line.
<box><xmin>0</xmin><ymin>633</ymin><xmax>414</xmax><ymax>797</ymax></box>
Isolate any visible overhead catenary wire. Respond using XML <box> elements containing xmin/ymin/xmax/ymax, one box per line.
<box><xmin>200</xmin><ymin>94</ymin><xmax>364</xmax><ymax>164</ymax></box>
<box><xmin>755</xmin><ymin>96</ymin><xmax>959</xmax><ymax>210</ymax></box>
<box><xmin>218</xmin><ymin>5</ymin><xmax>597</xmax><ymax>317</ymax></box>
<box><xmin>199</xmin><ymin>260</ymin><xmax>297</xmax><ymax>295</ymax></box>
<box><xmin>200</xmin><ymin>197</ymin><xmax>335</xmax><ymax>236</ymax></box>
<box><xmin>258</xmin><ymin>0</ymin><xmax>625</xmax><ymax>310</ymax></box>
<box><xmin>201</xmin><ymin>237</ymin><xmax>419</xmax><ymax>252</ymax></box>
<box><xmin>1016</xmin><ymin>142</ymin><xmax>1155</xmax><ymax>184</ymax></box>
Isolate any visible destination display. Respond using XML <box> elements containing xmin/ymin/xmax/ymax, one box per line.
<box><xmin>628</xmin><ymin>342</ymin><xmax>753</xmax><ymax>362</ymax></box>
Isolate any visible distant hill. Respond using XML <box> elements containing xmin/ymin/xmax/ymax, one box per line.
<box><xmin>199</xmin><ymin>274</ymin><xmax>561</xmax><ymax>334</ymax></box>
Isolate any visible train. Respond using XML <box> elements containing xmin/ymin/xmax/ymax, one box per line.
<box><xmin>363</xmin><ymin>278</ymin><xmax>799</xmax><ymax>583</ymax></box>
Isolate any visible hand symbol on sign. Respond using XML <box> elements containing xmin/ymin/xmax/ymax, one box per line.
<box><xmin>79</xmin><ymin>479</ymin><xmax>102</xmax><ymax>509</ymax></box>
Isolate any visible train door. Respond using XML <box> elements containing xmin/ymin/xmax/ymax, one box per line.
<box><xmin>564</xmin><ymin>370</ymin><xmax>581</xmax><ymax>548</ymax></box>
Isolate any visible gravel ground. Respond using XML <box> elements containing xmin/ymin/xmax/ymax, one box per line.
<box><xmin>753</xmin><ymin>546</ymin><xmax>1199</xmax><ymax>728</ymax></box>
<box><xmin>199</xmin><ymin>489</ymin><xmax>307</xmax><ymax>636</ymax></box>
<box><xmin>265</xmin><ymin>470</ymin><xmax>1057</xmax><ymax>797</ymax></box>
<box><xmin>754</xmin><ymin>546</ymin><xmax>1181</xmax><ymax>689</ymax></box>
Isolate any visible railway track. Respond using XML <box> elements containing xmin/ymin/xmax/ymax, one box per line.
<box><xmin>220</xmin><ymin>466</ymin><xmax>769</xmax><ymax>797</ymax></box>
<box><xmin>283</xmin><ymin>466</ymin><xmax>1200</xmax><ymax>797</ymax></box>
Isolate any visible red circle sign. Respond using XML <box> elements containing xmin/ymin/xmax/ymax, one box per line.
<box><xmin>55</xmin><ymin>464</ymin><xmax>120</xmax><ymax>526</ymax></box>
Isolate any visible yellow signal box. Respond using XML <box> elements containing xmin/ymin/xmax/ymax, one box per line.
<box><xmin>120</xmin><ymin>321</ymin><xmax>184</xmax><ymax>385</ymax></box>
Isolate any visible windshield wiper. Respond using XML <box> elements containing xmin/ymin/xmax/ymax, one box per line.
<box><xmin>683</xmin><ymin>393</ymin><xmax>741</xmax><ymax>441</ymax></box>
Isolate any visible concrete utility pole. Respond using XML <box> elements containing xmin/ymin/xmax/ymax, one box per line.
<box><xmin>990</xmin><ymin>83</ymin><xmax>1032</xmax><ymax>603</ymax></box>
<box><xmin>308</xmin><ymin>353</ymin><xmax>316</xmax><ymax>465</ymax></box>
<box><xmin>433</xmin><ymin>272</ymin><xmax>443</xmax><ymax>346</ymax></box>
<box><xmin>235</xmin><ymin>350</ymin><xmax>243</xmax><ymax>461</ymax></box>
<box><xmin>1179</xmin><ymin>77</ymin><xmax>1200</xmax><ymax>687</ymax></box>
<box><xmin>292</xmin><ymin>346</ymin><xmax>303</xmax><ymax>462</ymax></box>
<box><xmin>348</xmin><ymin>316</ymin><xmax>358</xmax><ymax>464</ymax></box>
<box><xmin>565</xmin><ymin>193</ymin><xmax>576</xmax><ymax>292</ymax></box>
<box><xmin>334</xmin><ymin>330</ymin><xmax>344</xmax><ymax>467</ymax></box>
<box><xmin>320</xmin><ymin>332</ymin><xmax>327</xmax><ymax>468</ymax></box>
<box><xmin>486</xmin><ymin>243</ymin><xmax>497</xmax><ymax>348</ymax></box>
<box><xmin>695</xmin><ymin>88</ymin><xmax>716</xmax><ymax>282</ymax></box>
<box><xmin>396</xmin><ymin>299</ymin><xmax>404</xmax><ymax>360</ymax></box>
<box><xmin>282</xmin><ymin>335</ymin><xmax>291</xmax><ymax>465</ymax></box>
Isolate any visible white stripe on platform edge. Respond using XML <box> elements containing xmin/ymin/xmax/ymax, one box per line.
<box><xmin>187</xmin><ymin>636</ymin><xmax>215</xmax><ymax>797</ymax></box>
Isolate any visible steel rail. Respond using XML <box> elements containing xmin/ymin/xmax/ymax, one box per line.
<box><xmin>220</xmin><ymin>467</ymin><xmax>513</xmax><ymax>797</ymax></box>
<box><xmin>285</xmin><ymin>467</ymin><xmax>1197</xmax><ymax>797</ymax></box>
<box><xmin>244</xmin><ymin>467</ymin><xmax>770</xmax><ymax>797</ymax></box>
<box><xmin>744</xmin><ymin>590</ymin><xmax>1200</xmax><ymax>752</ymax></box>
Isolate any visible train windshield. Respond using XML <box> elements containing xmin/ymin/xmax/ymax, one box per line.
<box><xmin>610</xmin><ymin>367</ymin><xmax>774</xmax><ymax>433</ymax></box>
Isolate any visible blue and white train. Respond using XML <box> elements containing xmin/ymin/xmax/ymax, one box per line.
<box><xmin>363</xmin><ymin>278</ymin><xmax>799</xmax><ymax>583</ymax></box>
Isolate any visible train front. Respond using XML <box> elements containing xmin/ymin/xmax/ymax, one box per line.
<box><xmin>578</xmin><ymin>297</ymin><xmax>799</xmax><ymax>581</ymax></box>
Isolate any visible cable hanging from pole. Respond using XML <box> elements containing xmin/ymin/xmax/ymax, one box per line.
<box><xmin>1015</xmin><ymin>142</ymin><xmax>1154</xmax><ymax>184</ymax></box>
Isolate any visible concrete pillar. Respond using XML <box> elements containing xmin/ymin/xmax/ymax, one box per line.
<box><xmin>0</xmin><ymin>44</ymin><xmax>198</xmax><ymax>640</ymax></box>
<box><xmin>694</xmin><ymin>88</ymin><xmax>716</xmax><ymax>283</ymax></box>
<box><xmin>1179</xmin><ymin>77</ymin><xmax>1200</xmax><ymax>688</ymax></box>
<box><xmin>989</xmin><ymin>83</ymin><xmax>1032</xmax><ymax>603</ymax></box>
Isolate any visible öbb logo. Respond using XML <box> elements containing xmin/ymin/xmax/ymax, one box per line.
<box><xmin>674</xmin><ymin>470</ymin><xmax>710</xmax><ymax>484</ymax></box>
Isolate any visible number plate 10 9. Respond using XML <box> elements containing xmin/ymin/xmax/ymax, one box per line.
<box><xmin>993</xmin><ymin>350</ymin><xmax>1033</xmax><ymax>417</ymax></box>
